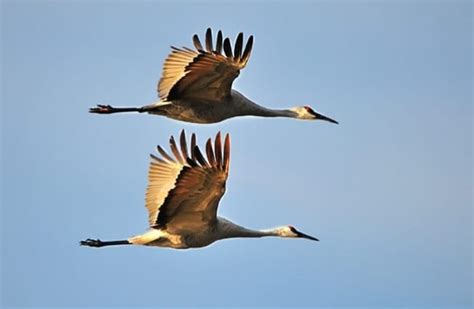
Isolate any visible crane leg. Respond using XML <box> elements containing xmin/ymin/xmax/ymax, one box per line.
<box><xmin>80</xmin><ymin>238</ymin><xmax>131</xmax><ymax>248</ymax></box>
<box><xmin>89</xmin><ymin>104</ymin><xmax>145</xmax><ymax>114</ymax></box>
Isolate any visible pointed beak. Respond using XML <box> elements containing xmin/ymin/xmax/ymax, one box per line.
<box><xmin>315</xmin><ymin>112</ymin><xmax>338</xmax><ymax>124</ymax></box>
<box><xmin>295</xmin><ymin>230</ymin><xmax>319</xmax><ymax>241</ymax></box>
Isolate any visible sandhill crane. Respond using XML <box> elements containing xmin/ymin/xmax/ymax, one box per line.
<box><xmin>89</xmin><ymin>28</ymin><xmax>338</xmax><ymax>124</ymax></box>
<box><xmin>80</xmin><ymin>130</ymin><xmax>318</xmax><ymax>249</ymax></box>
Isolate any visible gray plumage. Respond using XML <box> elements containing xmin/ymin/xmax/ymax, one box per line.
<box><xmin>80</xmin><ymin>130</ymin><xmax>319</xmax><ymax>249</ymax></box>
<box><xmin>89</xmin><ymin>28</ymin><xmax>338</xmax><ymax>125</ymax></box>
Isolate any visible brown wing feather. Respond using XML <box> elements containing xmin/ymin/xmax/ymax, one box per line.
<box><xmin>169</xmin><ymin>136</ymin><xmax>185</xmax><ymax>164</ymax></box>
<box><xmin>150</xmin><ymin>132</ymin><xmax>231</xmax><ymax>234</ymax></box>
<box><xmin>179</xmin><ymin>130</ymin><xmax>189</xmax><ymax>160</ymax></box>
<box><xmin>157</xmin><ymin>29</ymin><xmax>254</xmax><ymax>102</ymax></box>
<box><xmin>234</xmin><ymin>32</ymin><xmax>243</xmax><ymax>61</ymax></box>
<box><xmin>223</xmin><ymin>134</ymin><xmax>231</xmax><ymax>173</ymax></box>
<box><xmin>145</xmin><ymin>131</ymin><xmax>231</xmax><ymax>230</ymax></box>
<box><xmin>214</xmin><ymin>131</ymin><xmax>222</xmax><ymax>168</ymax></box>
<box><xmin>206</xmin><ymin>138</ymin><xmax>216</xmax><ymax>167</ymax></box>
<box><xmin>205</xmin><ymin>28</ymin><xmax>213</xmax><ymax>52</ymax></box>
<box><xmin>215</xmin><ymin>30</ymin><xmax>223</xmax><ymax>54</ymax></box>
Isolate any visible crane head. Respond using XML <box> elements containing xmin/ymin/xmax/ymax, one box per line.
<box><xmin>280</xmin><ymin>225</ymin><xmax>319</xmax><ymax>241</ymax></box>
<box><xmin>292</xmin><ymin>106</ymin><xmax>338</xmax><ymax>124</ymax></box>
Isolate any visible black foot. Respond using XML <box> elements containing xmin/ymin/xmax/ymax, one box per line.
<box><xmin>89</xmin><ymin>104</ymin><xmax>113</xmax><ymax>114</ymax></box>
<box><xmin>80</xmin><ymin>238</ymin><xmax>103</xmax><ymax>247</ymax></box>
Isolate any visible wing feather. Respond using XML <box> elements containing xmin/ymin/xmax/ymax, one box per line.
<box><xmin>205</xmin><ymin>28</ymin><xmax>213</xmax><ymax>52</ymax></box>
<box><xmin>157</xmin><ymin>29</ymin><xmax>253</xmax><ymax>101</ymax></box>
<box><xmin>179</xmin><ymin>130</ymin><xmax>189</xmax><ymax>160</ymax></box>
<box><xmin>206</xmin><ymin>138</ymin><xmax>216</xmax><ymax>167</ymax></box>
<box><xmin>193</xmin><ymin>34</ymin><xmax>204</xmax><ymax>51</ymax></box>
<box><xmin>145</xmin><ymin>159</ymin><xmax>182</xmax><ymax>226</ymax></box>
<box><xmin>241</xmin><ymin>35</ymin><xmax>254</xmax><ymax>66</ymax></box>
<box><xmin>214</xmin><ymin>131</ymin><xmax>222</xmax><ymax>168</ymax></box>
<box><xmin>223</xmin><ymin>38</ymin><xmax>233</xmax><ymax>58</ymax></box>
<box><xmin>223</xmin><ymin>134</ymin><xmax>231</xmax><ymax>172</ymax></box>
<box><xmin>145</xmin><ymin>132</ymin><xmax>231</xmax><ymax>233</ymax></box>
<box><xmin>216</xmin><ymin>30</ymin><xmax>223</xmax><ymax>54</ymax></box>
<box><xmin>191</xmin><ymin>133</ymin><xmax>197</xmax><ymax>161</ymax></box>
<box><xmin>193</xmin><ymin>145</ymin><xmax>209</xmax><ymax>167</ymax></box>
<box><xmin>157</xmin><ymin>145</ymin><xmax>175</xmax><ymax>162</ymax></box>
<box><xmin>234</xmin><ymin>32</ymin><xmax>243</xmax><ymax>61</ymax></box>
<box><xmin>169</xmin><ymin>136</ymin><xmax>185</xmax><ymax>164</ymax></box>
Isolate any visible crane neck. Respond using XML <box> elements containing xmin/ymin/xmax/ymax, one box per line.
<box><xmin>247</xmin><ymin>106</ymin><xmax>297</xmax><ymax>118</ymax></box>
<box><xmin>217</xmin><ymin>218</ymin><xmax>280</xmax><ymax>239</ymax></box>
<box><xmin>231</xmin><ymin>90</ymin><xmax>298</xmax><ymax>118</ymax></box>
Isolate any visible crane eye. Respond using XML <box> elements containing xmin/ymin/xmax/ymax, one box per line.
<box><xmin>303</xmin><ymin>106</ymin><xmax>317</xmax><ymax>116</ymax></box>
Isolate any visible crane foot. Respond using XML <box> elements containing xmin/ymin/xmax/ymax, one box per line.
<box><xmin>89</xmin><ymin>104</ymin><xmax>114</xmax><ymax>114</ymax></box>
<box><xmin>80</xmin><ymin>238</ymin><xmax>103</xmax><ymax>247</ymax></box>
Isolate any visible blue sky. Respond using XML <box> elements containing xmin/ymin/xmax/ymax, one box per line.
<box><xmin>1</xmin><ymin>1</ymin><xmax>472</xmax><ymax>307</ymax></box>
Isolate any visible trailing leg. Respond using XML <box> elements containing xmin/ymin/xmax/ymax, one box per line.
<box><xmin>80</xmin><ymin>238</ymin><xmax>131</xmax><ymax>248</ymax></box>
<box><xmin>89</xmin><ymin>104</ymin><xmax>145</xmax><ymax>114</ymax></box>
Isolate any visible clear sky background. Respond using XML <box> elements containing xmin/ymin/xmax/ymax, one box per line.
<box><xmin>1</xmin><ymin>1</ymin><xmax>472</xmax><ymax>307</ymax></box>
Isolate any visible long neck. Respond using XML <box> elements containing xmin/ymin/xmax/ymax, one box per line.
<box><xmin>232</xmin><ymin>91</ymin><xmax>297</xmax><ymax>118</ymax></box>
<box><xmin>217</xmin><ymin>219</ymin><xmax>279</xmax><ymax>240</ymax></box>
<box><xmin>247</xmin><ymin>106</ymin><xmax>297</xmax><ymax>118</ymax></box>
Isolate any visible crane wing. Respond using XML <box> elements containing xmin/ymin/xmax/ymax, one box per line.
<box><xmin>145</xmin><ymin>130</ymin><xmax>231</xmax><ymax>234</ymax></box>
<box><xmin>157</xmin><ymin>28</ymin><xmax>254</xmax><ymax>103</ymax></box>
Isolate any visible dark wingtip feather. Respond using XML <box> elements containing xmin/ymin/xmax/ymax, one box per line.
<box><xmin>223</xmin><ymin>38</ymin><xmax>233</xmax><ymax>58</ymax></box>
<box><xmin>150</xmin><ymin>153</ymin><xmax>166</xmax><ymax>163</ymax></box>
<box><xmin>216</xmin><ymin>30</ymin><xmax>223</xmax><ymax>54</ymax></box>
<box><xmin>193</xmin><ymin>34</ymin><xmax>204</xmax><ymax>51</ymax></box>
<box><xmin>157</xmin><ymin>145</ymin><xmax>174</xmax><ymax>162</ymax></box>
<box><xmin>169</xmin><ymin>135</ymin><xmax>184</xmax><ymax>164</ymax></box>
<box><xmin>205</xmin><ymin>28</ymin><xmax>213</xmax><ymax>52</ymax></box>
<box><xmin>241</xmin><ymin>35</ymin><xmax>254</xmax><ymax>64</ymax></box>
<box><xmin>234</xmin><ymin>32</ymin><xmax>243</xmax><ymax>61</ymax></box>
<box><xmin>223</xmin><ymin>133</ymin><xmax>231</xmax><ymax>172</ymax></box>
<box><xmin>191</xmin><ymin>133</ymin><xmax>197</xmax><ymax>161</ymax></box>
<box><xmin>214</xmin><ymin>131</ymin><xmax>223</xmax><ymax>168</ymax></box>
<box><xmin>187</xmin><ymin>157</ymin><xmax>198</xmax><ymax>167</ymax></box>
<box><xmin>206</xmin><ymin>138</ymin><xmax>216</xmax><ymax>167</ymax></box>
<box><xmin>193</xmin><ymin>145</ymin><xmax>209</xmax><ymax>167</ymax></box>
<box><xmin>180</xmin><ymin>130</ymin><xmax>189</xmax><ymax>160</ymax></box>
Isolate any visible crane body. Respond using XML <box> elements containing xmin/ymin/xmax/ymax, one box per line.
<box><xmin>80</xmin><ymin>131</ymin><xmax>318</xmax><ymax>250</ymax></box>
<box><xmin>90</xmin><ymin>28</ymin><xmax>338</xmax><ymax>125</ymax></box>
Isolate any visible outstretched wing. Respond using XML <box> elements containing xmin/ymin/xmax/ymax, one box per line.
<box><xmin>157</xmin><ymin>28</ymin><xmax>254</xmax><ymax>103</ymax></box>
<box><xmin>145</xmin><ymin>130</ymin><xmax>231</xmax><ymax>234</ymax></box>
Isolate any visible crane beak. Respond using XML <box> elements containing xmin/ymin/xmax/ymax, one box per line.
<box><xmin>295</xmin><ymin>230</ymin><xmax>319</xmax><ymax>241</ymax></box>
<box><xmin>314</xmin><ymin>112</ymin><xmax>338</xmax><ymax>124</ymax></box>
